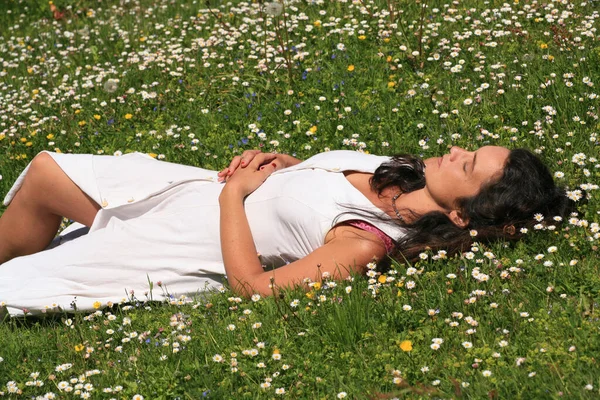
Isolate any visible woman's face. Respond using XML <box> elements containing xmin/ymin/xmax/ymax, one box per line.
<box><xmin>423</xmin><ymin>146</ymin><xmax>510</xmax><ymax>211</ymax></box>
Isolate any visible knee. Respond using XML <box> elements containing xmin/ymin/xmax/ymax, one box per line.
<box><xmin>30</xmin><ymin>152</ymin><xmax>56</xmax><ymax>171</ymax></box>
<box><xmin>22</xmin><ymin>152</ymin><xmax>58</xmax><ymax>193</ymax></box>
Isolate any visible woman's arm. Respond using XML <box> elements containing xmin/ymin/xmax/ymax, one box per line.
<box><xmin>219</xmin><ymin>152</ymin><xmax>387</xmax><ymax>297</ymax></box>
<box><xmin>220</xmin><ymin>197</ymin><xmax>387</xmax><ymax>295</ymax></box>
<box><xmin>219</xmin><ymin>184</ymin><xmax>265</xmax><ymax>291</ymax></box>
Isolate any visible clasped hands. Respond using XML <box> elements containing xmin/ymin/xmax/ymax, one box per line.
<box><xmin>217</xmin><ymin>150</ymin><xmax>283</xmax><ymax>198</ymax></box>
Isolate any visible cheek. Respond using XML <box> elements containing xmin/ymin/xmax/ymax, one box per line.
<box><xmin>450</xmin><ymin>177</ymin><xmax>476</xmax><ymax>199</ymax></box>
<box><xmin>463</xmin><ymin>179</ymin><xmax>484</xmax><ymax>198</ymax></box>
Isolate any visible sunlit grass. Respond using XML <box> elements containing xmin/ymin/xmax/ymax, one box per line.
<box><xmin>1</xmin><ymin>0</ymin><xmax>599</xmax><ymax>398</ymax></box>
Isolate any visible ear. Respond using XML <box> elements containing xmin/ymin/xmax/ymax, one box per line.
<box><xmin>448</xmin><ymin>210</ymin><xmax>469</xmax><ymax>228</ymax></box>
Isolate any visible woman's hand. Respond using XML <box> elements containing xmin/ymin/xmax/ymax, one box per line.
<box><xmin>217</xmin><ymin>150</ymin><xmax>303</xmax><ymax>182</ymax></box>
<box><xmin>219</xmin><ymin>152</ymin><xmax>280</xmax><ymax>198</ymax></box>
<box><xmin>217</xmin><ymin>150</ymin><xmax>264</xmax><ymax>183</ymax></box>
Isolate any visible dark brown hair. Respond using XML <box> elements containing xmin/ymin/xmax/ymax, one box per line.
<box><xmin>334</xmin><ymin>149</ymin><xmax>576</xmax><ymax>267</ymax></box>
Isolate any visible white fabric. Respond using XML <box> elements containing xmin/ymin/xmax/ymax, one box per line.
<box><xmin>0</xmin><ymin>150</ymin><xmax>405</xmax><ymax>316</ymax></box>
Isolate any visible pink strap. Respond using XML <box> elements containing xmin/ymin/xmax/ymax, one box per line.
<box><xmin>346</xmin><ymin>220</ymin><xmax>394</xmax><ymax>253</ymax></box>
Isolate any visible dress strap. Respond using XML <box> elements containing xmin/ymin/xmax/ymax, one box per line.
<box><xmin>346</xmin><ymin>220</ymin><xmax>395</xmax><ymax>253</ymax></box>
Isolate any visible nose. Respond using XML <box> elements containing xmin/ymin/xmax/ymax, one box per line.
<box><xmin>449</xmin><ymin>146</ymin><xmax>469</xmax><ymax>161</ymax></box>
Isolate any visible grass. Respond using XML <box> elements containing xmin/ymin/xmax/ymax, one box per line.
<box><xmin>0</xmin><ymin>0</ymin><xmax>599</xmax><ymax>398</ymax></box>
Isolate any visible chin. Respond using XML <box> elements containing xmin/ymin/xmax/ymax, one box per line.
<box><xmin>423</xmin><ymin>157</ymin><xmax>436</xmax><ymax>170</ymax></box>
<box><xmin>422</xmin><ymin>162</ymin><xmax>432</xmax><ymax>180</ymax></box>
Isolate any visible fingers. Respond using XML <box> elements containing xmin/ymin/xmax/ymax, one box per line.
<box><xmin>217</xmin><ymin>150</ymin><xmax>263</xmax><ymax>179</ymax></box>
<box><xmin>218</xmin><ymin>155</ymin><xmax>240</xmax><ymax>177</ymax></box>
<box><xmin>227</xmin><ymin>156</ymin><xmax>242</xmax><ymax>175</ymax></box>
<box><xmin>250</xmin><ymin>152</ymin><xmax>278</xmax><ymax>169</ymax></box>
<box><xmin>239</xmin><ymin>149</ymin><xmax>262</xmax><ymax>168</ymax></box>
<box><xmin>217</xmin><ymin>161</ymin><xmax>235</xmax><ymax>182</ymax></box>
<box><xmin>259</xmin><ymin>162</ymin><xmax>278</xmax><ymax>170</ymax></box>
<box><xmin>217</xmin><ymin>150</ymin><xmax>274</xmax><ymax>182</ymax></box>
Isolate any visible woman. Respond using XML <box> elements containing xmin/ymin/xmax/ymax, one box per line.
<box><xmin>0</xmin><ymin>146</ymin><xmax>571</xmax><ymax>316</ymax></box>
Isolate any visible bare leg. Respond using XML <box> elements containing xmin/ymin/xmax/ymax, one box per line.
<box><xmin>0</xmin><ymin>153</ymin><xmax>101</xmax><ymax>264</ymax></box>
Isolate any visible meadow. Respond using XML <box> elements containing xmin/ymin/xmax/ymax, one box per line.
<box><xmin>0</xmin><ymin>0</ymin><xmax>599</xmax><ymax>398</ymax></box>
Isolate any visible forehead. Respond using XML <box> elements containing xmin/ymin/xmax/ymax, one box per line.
<box><xmin>478</xmin><ymin>146</ymin><xmax>510</xmax><ymax>160</ymax></box>
<box><xmin>476</xmin><ymin>146</ymin><xmax>510</xmax><ymax>177</ymax></box>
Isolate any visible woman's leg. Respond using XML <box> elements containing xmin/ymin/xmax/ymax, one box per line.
<box><xmin>0</xmin><ymin>152</ymin><xmax>101</xmax><ymax>264</ymax></box>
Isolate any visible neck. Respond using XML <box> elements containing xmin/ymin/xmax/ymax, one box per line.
<box><xmin>385</xmin><ymin>188</ymin><xmax>446</xmax><ymax>223</ymax></box>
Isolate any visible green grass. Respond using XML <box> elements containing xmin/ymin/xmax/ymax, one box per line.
<box><xmin>1</xmin><ymin>0</ymin><xmax>600</xmax><ymax>398</ymax></box>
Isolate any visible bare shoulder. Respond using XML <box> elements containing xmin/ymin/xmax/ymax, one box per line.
<box><xmin>240</xmin><ymin>223</ymin><xmax>388</xmax><ymax>296</ymax></box>
<box><xmin>324</xmin><ymin>222</ymin><xmax>388</xmax><ymax>258</ymax></box>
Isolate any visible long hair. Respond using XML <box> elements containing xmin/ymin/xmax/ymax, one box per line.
<box><xmin>333</xmin><ymin>149</ymin><xmax>576</xmax><ymax>267</ymax></box>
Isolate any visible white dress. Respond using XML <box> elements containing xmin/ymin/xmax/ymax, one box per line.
<box><xmin>0</xmin><ymin>150</ymin><xmax>405</xmax><ymax>316</ymax></box>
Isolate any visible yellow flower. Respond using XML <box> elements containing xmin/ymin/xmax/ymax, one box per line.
<box><xmin>78</xmin><ymin>121</ymin><xmax>86</xmax><ymax>127</ymax></box>
<box><xmin>306</xmin><ymin>291</ymin><xmax>315</xmax><ymax>300</ymax></box>
<box><xmin>0</xmin><ymin>133</ymin><xmax>5</xmax><ymax>140</ymax></box>
<box><xmin>74</xmin><ymin>109</ymin><xmax>81</xmax><ymax>114</ymax></box>
<box><xmin>27</xmin><ymin>68</ymin><xmax>33</xmax><ymax>74</ymax></box>
<box><xmin>387</xmin><ymin>82</ymin><xmax>396</xmax><ymax>88</ymax></box>
<box><xmin>539</xmin><ymin>43</ymin><xmax>548</xmax><ymax>49</ymax></box>
<box><xmin>93</xmin><ymin>115</ymin><xmax>101</xmax><ymax>120</ymax></box>
<box><xmin>397</xmin><ymin>290</ymin><xmax>402</xmax><ymax>297</ymax></box>
<box><xmin>347</xmin><ymin>65</ymin><xmax>355</xmax><ymax>72</ymax></box>
<box><xmin>386</xmin><ymin>56</ymin><xmax>392</xmax><ymax>62</ymax></box>
<box><xmin>399</xmin><ymin>340</ymin><xmax>413</xmax><ymax>352</ymax></box>
<box><xmin>378</xmin><ymin>275</ymin><xmax>387</xmax><ymax>284</ymax></box>
<box><xmin>46</xmin><ymin>134</ymin><xmax>54</xmax><ymax>140</ymax></box>
<box><xmin>32</xmin><ymin>89</ymin><xmax>39</xmax><ymax>95</ymax></box>
<box><xmin>358</xmin><ymin>35</ymin><xmax>366</xmax><ymax>40</ymax></box>
<box><xmin>25</xmin><ymin>141</ymin><xmax>33</xmax><ymax>147</ymax></box>
<box><xmin>309</xmin><ymin>125</ymin><xmax>318</xmax><ymax>134</ymax></box>
<box><xmin>312</xmin><ymin>282</ymin><xmax>321</xmax><ymax>291</ymax></box>
<box><xmin>547</xmin><ymin>55</ymin><xmax>555</xmax><ymax>61</ymax></box>
<box><xmin>125</xmin><ymin>113</ymin><xmax>133</xmax><ymax>120</ymax></box>
<box><xmin>139</xmin><ymin>37</ymin><xmax>147</xmax><ymax>42</ymax></box>
<box><xmin>74</xmin><ymin>344</ymin><xmax>84</xmax><ymax>352</ymax></box>
<box><xmin>20</xmin><ymin>138</ymin><xmax>27</xmax><ymax>143</ymax></box>
<box><xmin>93</xmin><ymin>301</ymin><xmax>101</xmax><ymax>309</ymax></box>
<box><xmin>313</xmin><ymin>20</ymin><xmax>321</xmax><ymax>27</ymax></box>
<box><xmin>148</xmin><ymin>153</ymin><xmax>158</xmax><ymax>158</ymax></box>
<box><xmin>384</xmin><ymin>38</ymin><xmax>390</xmax><ymax>43</ymax></box>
